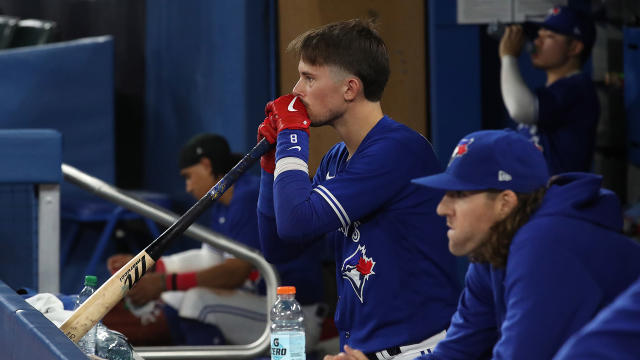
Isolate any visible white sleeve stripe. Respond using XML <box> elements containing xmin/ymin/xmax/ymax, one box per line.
<box><xmin>313</xmin><ymin>188</ymin><xmax>347</xmax><ymax>229</ymax></box>
<box><xmin>274</xmin><ymin>157</ymin><xmax>308</xmax><ymax>180</ymax></box>
<box><xmin>316</xmin><ymin>185</ymin><xmax>351</xmax><ymax>225</ymax></box>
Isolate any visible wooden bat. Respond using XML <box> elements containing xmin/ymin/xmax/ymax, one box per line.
<box><xmin>60</xmin><ymin>138</ymin><xmax>273</xmax><ymax>342</ymax></box>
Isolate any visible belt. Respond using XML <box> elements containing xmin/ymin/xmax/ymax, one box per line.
<box><xmin>364</xmin><ymin>329</ymin><xmax>447</xmax><ymax>360</ymax></box>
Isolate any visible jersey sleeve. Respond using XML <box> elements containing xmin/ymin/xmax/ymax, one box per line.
<box><xmin>421</xmin><ymin>264</ymin><xmax>498</xmax><ymax>360</ymax></box>
<box><xmin>493</xmin><ymin>233</ymin><xmax>602</xmax><ymax>360</ymax></box>
<box><xmin>257</xmin><ymin>168</ymin><xmax>313</xmax><ymax>262</ymax></box>
<box><xmin>273</xmin><ymin>133</ymin><xmax>422</xmax><ymax>241</ymax></box>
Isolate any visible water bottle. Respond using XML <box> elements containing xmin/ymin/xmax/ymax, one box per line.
<box><xmin>74</xmin><ymin>275</ymin><xmax>98</xmax><ymax>355</ymax></box>
<box><xmin>270</xmin><ymin>286</ymin><xmax>305</xmax><ymax>360</ymax></box>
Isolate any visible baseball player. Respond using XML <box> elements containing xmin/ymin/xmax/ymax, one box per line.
<box><xmin>257</xmin><ymin>19</ymin><xmax>460</xmax><ymax>359</ymax></box>
<box><xmin>553</xmin><ymin>274</ymin><xmax>640</xmax><ymax>360</ymax></box>
<box><xmin>500</xmin><ymin>6</ymin><xmax>599</xmax><ymax>174</ymax></box>
<box><xmin>404</xmin><ymin>129</ymin><xmax>640</xmax><ymax>360</ymax></box>
<box><xmin>108</xmin><ymin>133</ymin><xmax>325</xmax><ymax>346</ymax></box>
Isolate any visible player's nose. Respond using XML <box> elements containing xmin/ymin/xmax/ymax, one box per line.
<box><xmin>292</xmin><ymin>78</ymin><xmax>303</xmax><ymax>97</ymax></box>
<box><xmin>436</xmin><ymin>195</ymin><xmax>453</xmax><ymax>217</ymax></box>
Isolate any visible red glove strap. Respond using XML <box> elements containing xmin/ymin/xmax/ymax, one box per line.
<box><xmin>155</xmin><ymin>258</ymin><xmax>166</xmax><ymax>273</ymax></box>
<box><xmin>165</xmin><ymin>272</ymin><xmax>198</xmax><ymax>291</ymax></box>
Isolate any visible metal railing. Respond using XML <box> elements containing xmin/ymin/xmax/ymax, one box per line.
<box><xmin>62</xmin><ymin>163</ymin><xmax>278</xmax><ymax>359</ymax></box>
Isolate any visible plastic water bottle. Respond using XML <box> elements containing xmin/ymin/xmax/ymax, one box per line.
<box><xmin>270</xmin><ymin>286</ymin><xmax>305</xmax><ymax>360</ymax></box>
<box><xmin>74</xmin><ymin>275</ymin><xmax>98</xmax><ymax>355</ymax></box>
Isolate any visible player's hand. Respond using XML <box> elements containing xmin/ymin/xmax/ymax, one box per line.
<box><xmin>323</xmin><ymin>345</ymin><xmax>368</xmax><ymax>360</ymax></box>
<box><xmin>258</xmin><ymin>115</ymin><xmax>277</xmax><ymax>173</ymax></box>
<box><xmin>107</xmin><ymin>253</ymin><xmax>134</xmax><ymax>274</ymax></box>
<box><xmin>265</xmin><ymin>94</ymin><xmax>310</xmax><ymax>134</ymax></box>
<box><xmin>127</xmin><ymin>272</ymin><xmax>165</xmax><ymax>306</ymax></box>
<box><xmin>499</xmin><ymin>25</ymin><xmax>525</xmax><ymax>58</ymax></box>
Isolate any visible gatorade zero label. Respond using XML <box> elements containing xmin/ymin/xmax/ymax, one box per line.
<box><xmin>271</xmin><ymin>333</ymin><xmax>305</xmax><ymax>360</ymax></box>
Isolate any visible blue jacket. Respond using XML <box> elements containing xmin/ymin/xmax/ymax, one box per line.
<box><xmin>553</xmin><ymin>275</ymin><xmax>640</xmax><ymax>360</ymax></box>
<box><xmin>421</xmin><ymin>173</ymin><xmax>640</xmax><ymax>360</ymax></box>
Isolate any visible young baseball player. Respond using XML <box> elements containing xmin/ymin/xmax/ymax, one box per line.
<box><xmin>553</xmin><ymin>274</ymin><xmax>640</xmax><ymax>360</ymax></box>
<box><xmin>500</xmin><ymin>6</ymin><xmax>599</xmax><ymax>174</ymax></box>
<box><xmin>108</xmin><ymin>133</ymin><xmax>325</xmax><ymax>346</ymax></box>
<box><xmin>257</xmin><ymin>19</ymin><xmax>460</xmax><ymax>359</ymax></box>
<box><xmin>406</xmin><ymin>129</ymin><xmax>640</xmax><ymax>360</ymax></box>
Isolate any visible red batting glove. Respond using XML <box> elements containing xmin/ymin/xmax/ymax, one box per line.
<box><xmin>257</xmin><ymin>115</ymin><xmax>277</xmax><ymax>173</ymax></box>
<box><xmin>265</xmin><ymin>94</ymin><xmax>310</xmax><ymax>134</ymax></box>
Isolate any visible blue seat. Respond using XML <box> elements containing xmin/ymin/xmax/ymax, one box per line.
<box><xmin>61</xmin><ymin>191</ymin><xmax>172</xmax><ymax>279</ymax></box>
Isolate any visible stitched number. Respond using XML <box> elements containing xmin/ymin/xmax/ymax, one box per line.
<box><xmin>290</xmin><ymin>134</ymin><xmax>298</xmax><ymax>143</ymax></box>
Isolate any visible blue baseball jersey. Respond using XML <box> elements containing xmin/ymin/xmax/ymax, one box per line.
<box><xmin>419</xmin><ymin>173</ymin><xmax>640</xmax><ymax>360</ymax></box>
<box><xmin>258</xmin><ymin>116</ymin><xmax>460</xmax><ymax>353</ymax></box>
<box><xmin>516</xmin><ymin>72</ymin><xmax>599</xmax><ymax>175</ymax></box>
<box><xmin>208</xmin><ymin>173</ymin><xmax>323</xmax><ymax>305</ymax></box>
<box><xmin>553</xmin><ymin>275</ymin><xmax>640</xmax><ymax>360</ymax></box>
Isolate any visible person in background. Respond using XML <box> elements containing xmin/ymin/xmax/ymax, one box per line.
<box><xmin>500</xmin><ymin>5</ymin><xmax>599</xmax><ymax>174</ymax></box>
<box><xmin>108</xmin><ymin>133</ymin><xmax>325</xmax><ymax>346</ymax></box>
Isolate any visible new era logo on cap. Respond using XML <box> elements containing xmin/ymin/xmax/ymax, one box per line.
<box><xmin>498</xmin><ymin>170</ymin><xmax>512</xmax><ymax>182</ymax></box>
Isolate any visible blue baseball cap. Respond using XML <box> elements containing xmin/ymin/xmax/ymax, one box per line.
<box><xmin>412</xmin><ymin>130</ymin><xmax>549</xmax><ymax>193</ymax></box>
<box><xmin>528</xmin><ymin>6</ymin><xmax>596</xmax><ymax>51</ymax></box>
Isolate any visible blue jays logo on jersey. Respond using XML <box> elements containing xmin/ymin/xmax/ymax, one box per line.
<box><xmin>341</xmin><ymin>244</ymin><xmax>375</xmax><ymax>303</ymax></box>
<box><xmin>448</xmin><ymin>138</ymin><xmax>474</xmax><ymax>166</ymax></box>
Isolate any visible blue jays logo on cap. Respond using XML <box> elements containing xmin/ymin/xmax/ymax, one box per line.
<box><xmin>448</xmin><ymin>138</ymin><xmax>474</xmax><ymax>165</ymax></box>
<box><xmin>341</xmin><ymin>244</ymin><xmax>375</xmax><ymax>303</ymax></box>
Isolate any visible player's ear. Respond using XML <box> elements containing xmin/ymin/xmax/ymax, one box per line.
<box><xmin>568</xmin><ymin>39</ymin><xmax>584</xmax><ymax>58</ymax></box>
<box><xmin>344</xmin><ymin>76</ymin><xmax>361</xmax><ymax>102</ymax></box>
<box><xmin>494</xmin><ymin>190</ymin><xmax>518</xmax><ymax>221</ymax></box>
<box><xmin>199</xmin><ymin>157</ymin><xmax>213</xmax><ymax>173</ymax></box>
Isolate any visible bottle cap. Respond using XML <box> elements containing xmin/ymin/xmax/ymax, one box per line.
<box><xmin>276</xmin><ymin>286</ymin><xmax>296</xmax><ymax>295</ymax></box>
<box><xmin>84</xmin><ymin>275</ymin><xmax>97</xmax><ymax>287</ymax></box>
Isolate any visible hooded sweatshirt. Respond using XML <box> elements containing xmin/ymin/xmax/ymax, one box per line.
<box><xmin>553</xmin><ymin>274</ymin><xmax>640</xmax><ymax>360</ymax></box>
<box><xmin>420</xmin><ymin>173</ymin><xmax>640</xmax><ymax>360</ymax></box>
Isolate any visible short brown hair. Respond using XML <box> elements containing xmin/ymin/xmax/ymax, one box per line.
<box><xmin>469</xmin><ymin>187</ymin><xmax>547</xmax><ymax>268</ymax></box>
<box><xmin>287</xmin><ymin>19</ymin><xmax>390</xmax><ymax>102</ymax></box>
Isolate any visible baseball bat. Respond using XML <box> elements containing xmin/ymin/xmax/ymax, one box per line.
<box><xmin>60</xmin><ymin>138</ymin><xmax>273</xmax><ymax>343</ymax></box>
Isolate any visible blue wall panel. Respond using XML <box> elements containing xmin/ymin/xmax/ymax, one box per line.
<box><xmin>0</xmin><ymin>37</ymin><xmax>115</xmax><ymax>197</ymax></box>
<box><xmin>145</xmin><ymin>0</ymin><xmax>275</xmax><ymax>197</ymax></box>
<box><xmin>429</xmin><ymin>1</ymin><xmax>482</xmax><ymax>168</ymax></box>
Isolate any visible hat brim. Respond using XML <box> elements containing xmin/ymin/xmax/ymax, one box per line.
<box><xmin>411</xmin><ymin>172</ymin><xmax>491</xmax><ymax>191</ymax></box>
<box><xmin>524</xmin><ymin>21</ymin><xmax>577</xmax><ymax>40</ymax></box>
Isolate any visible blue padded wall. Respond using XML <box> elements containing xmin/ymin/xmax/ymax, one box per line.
<box><xmin>145</xmin><ymin>0</ymin><xmax>276</xmax><ymax>197</ymax></box>
<box><xmin>0</xmin><ymin>130</ymin><xmax>62</xmax><ymax>291</ymax></box>
<box><xmin>0</xmin><ymin>37</ymin><xmax>115</xmax><ymax>197</ymax></box>
<box><xmin>0</xmin><ymin>281</ymin><xmax>85</xmax><ymax>359</ymax></box>
<box><xmin>0</xmin><ymin>185</ymin><xmax>36</xmax><ymax>291</ymax></box>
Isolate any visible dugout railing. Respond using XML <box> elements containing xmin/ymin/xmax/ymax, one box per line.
<box><xmin>62</xmin><ymin>163</ymin><xmax>278</xmax><ymax>359</ymax></box>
